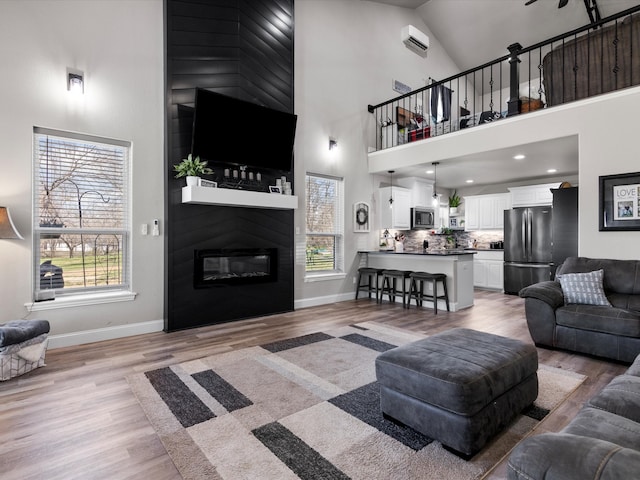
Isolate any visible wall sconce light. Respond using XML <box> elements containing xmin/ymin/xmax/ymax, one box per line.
<box><xmin>0</xmin><ymin>206</ymin><xmax>23</xmax><ymax>239</ymax></box>
<box><xmin>329</xmin><ymin>138</ymin><xmax>338</xmax><ymax>151</ymax></box>
<box><xmin>67</xmin><ymin>68</ymin><xmax>84</xmax><ymax>94</ymax></box>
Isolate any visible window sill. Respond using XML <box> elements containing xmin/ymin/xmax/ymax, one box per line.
<box><xmin>304</xmin><ymin>272</ymin><xmax>347</xmax><ymax>283</ymax></box>
<box><xmin>25</xmin><ymin>290</ymin><xmax>137</xmax><ymax>312</ymax></box>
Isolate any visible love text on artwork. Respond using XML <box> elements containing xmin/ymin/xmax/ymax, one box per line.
<box><xmin>615</xmin><ymin>186</ymin><xmax>638</xmax><ymax>199</ymax></box>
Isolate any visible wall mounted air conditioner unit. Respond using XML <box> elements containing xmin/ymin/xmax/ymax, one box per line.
<box><xmin>401</xmin><ymin>25</ymin><xmax>429</xmax><ymax>56</ymax></box>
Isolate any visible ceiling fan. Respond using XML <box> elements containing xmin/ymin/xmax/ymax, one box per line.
<box><xmin>525</xmin><ymin>0</ymin><xmax>601</xmax><ymax>25</ymax></box>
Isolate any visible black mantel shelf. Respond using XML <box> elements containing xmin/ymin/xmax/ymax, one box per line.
<box><xmin>182</xmin><ymin>185</ymin><xmax>298</xmax><ymax>210</ymax></box>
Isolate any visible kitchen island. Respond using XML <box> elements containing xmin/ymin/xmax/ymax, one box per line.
<box><xmin>359</xmin><ymin>250</ymin><xmax>475</xmax><ymax>312</ymax></box>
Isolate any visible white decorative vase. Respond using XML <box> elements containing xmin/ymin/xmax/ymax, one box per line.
<box><xmin>450</xmin><ymin>207</ymin><xmax>458</xmax><ymax>215</ymax></box>
<box><xmin>186</xmin><ymin>176</ymin><xmax>200</xmax><ymax>186</ymax></box>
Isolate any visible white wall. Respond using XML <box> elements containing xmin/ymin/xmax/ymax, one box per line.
<box><xmin>369</xmin><ymin>87</ymin><xmax>640</xmax><ymax>260</ymax></box>
<box><xmin>0</xmin><ymin>0</ymin><xmax>164</xmax><ymax>345</ymax></box>
<box><xmin>294</xmin><ymin>0</ymin><xmax>462</xmax><ymax>306</ymax></box>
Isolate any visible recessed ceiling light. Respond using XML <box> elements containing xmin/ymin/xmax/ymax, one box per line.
<box><xmin>426</xmin><ymin>169</ymin><xmax>434</xmax><ymax>174</ymax></box>
<box><xmin>547</xmin><ymin>168</ymin><xmax>557</xmax><ymax>173</ymax></box>
<box><xmin>466</xmin><ymin>179</ymin><xmax>474</xmax><ymax>183</ymax></box>
<box><xmin>513</xmin><ymin>154</ymin><xmax>526</xmax><ymax>160</ymax></box>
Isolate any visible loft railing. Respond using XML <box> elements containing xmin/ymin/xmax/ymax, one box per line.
<box><xmin>368</xmin><ymin>5</ymin><xmax>640</xmax><ymax>151</ymax></box>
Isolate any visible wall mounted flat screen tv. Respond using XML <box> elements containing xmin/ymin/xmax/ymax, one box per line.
<box><xmin>191</xmin><ymin>88</ymin><xmax>297</xmax><ymax>173</ymax></box>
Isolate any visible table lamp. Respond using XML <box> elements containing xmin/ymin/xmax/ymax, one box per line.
<box><xmin>0</xmin><ymin>206</ymin><xmax>23</xmax><ymax>239</ymax></box>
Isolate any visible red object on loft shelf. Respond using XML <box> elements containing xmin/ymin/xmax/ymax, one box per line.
<box><xmin>409</xmin><ymin>127</ymin><xmax>430</xmax><ymax>142</ymax></box>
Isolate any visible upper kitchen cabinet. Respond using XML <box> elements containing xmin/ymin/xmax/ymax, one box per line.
<box><xmin>379</xmin><ymin>187</ymin><xmax>411</xmax><ymax>229</ymax></box>
<box><xmin>396</xmin><ymin>177</ymin><xmax>434</xmax><ymax>207</ymax></box>
<box><xmin>509</xmin><ymin>183</ymin><xmax>561</xmax><ymax>207</ymax></box>
<box><xmin>464</xmin><ymin>193</ymin><xmax>511</xmax><ymax>230</ymax></box>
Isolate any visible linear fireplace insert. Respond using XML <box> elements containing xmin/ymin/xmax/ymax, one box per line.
<box><xmin>194</xmin><ymin>248</ymin><xmax>278</xmax><ymax>288</ymax></box>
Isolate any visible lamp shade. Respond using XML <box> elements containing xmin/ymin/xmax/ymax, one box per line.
<box><xmin>0</xmin><ymin>207</ymin><xmax>23</xmax><ymax>239</ymax></box>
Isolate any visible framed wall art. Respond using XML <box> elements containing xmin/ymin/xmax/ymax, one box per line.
<box><xmin>353</xmin><ymin>201</ymin><xmax>370</xmax><ymax>233</ymax></box>
<box><xmin>599</xmin><ymin>171</ymin><xmax>640</xmax><ymax>231</ymax></box>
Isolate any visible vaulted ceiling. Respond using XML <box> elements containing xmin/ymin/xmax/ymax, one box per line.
<box><xmin>369</xmin><ymin>0</ymin><xmax>639</xmax><ymax>72</ymax></box>
<box><xmin>364</xmin><ymin>0</ymin><xmax>639</xmax><ymax>189</ymax></box>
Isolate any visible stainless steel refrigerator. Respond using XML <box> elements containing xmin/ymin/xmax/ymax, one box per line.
<box><xmin>504</xmin><ymin>206</ymin><xmax>553</xmax><ymax>294</ymax></box>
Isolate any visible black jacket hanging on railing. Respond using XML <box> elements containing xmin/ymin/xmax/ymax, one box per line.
<box><xmin>430</xmin><ymin>83</ymin><xmax>452</xmax><ymax>123</ymax></box>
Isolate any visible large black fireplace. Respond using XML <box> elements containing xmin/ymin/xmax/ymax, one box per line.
<box><xmin>164</xmin><ymin>0</ymin><xmax>295</xmax><ymax>332</ymax></box>
<box><xmin>194</xmin><ymin>248</ymin><xmax>277</xmax><ymax>288</ymax></box>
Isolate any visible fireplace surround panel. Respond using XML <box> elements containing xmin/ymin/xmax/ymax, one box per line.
<box><xmin>165</xmin><ymin>0</ymin><xmax>295</xmax><ymax>332</ymax></box>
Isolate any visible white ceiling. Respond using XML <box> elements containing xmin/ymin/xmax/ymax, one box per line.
<box><xmin>396</xmin><ymin>135</ymin><xmax>579</xmax><ymax>190</ymax></box>
<box><xmin>364</xmin><ymin>0</ymin><xmax>638</xmax><ymax>189</ymax></box>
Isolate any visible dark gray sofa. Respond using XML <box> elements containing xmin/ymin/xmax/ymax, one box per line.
<box><xmin>519</xmin><ymin>257</ymin><xmax>640</xmax><ymax>363</ymax></box>
<box><xmin>507</xmin><ymin>353</ymin><xmax>640</xmax><ymax>479</ymax></box>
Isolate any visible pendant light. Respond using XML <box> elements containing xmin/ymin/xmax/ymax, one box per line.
<box><xmin>388</xmin><ymin>170</ymin><xmax>395</xmax><ymax>208</ymax></box>
<box><xmin>431</xmin><ymin>162</ymin><xmax>439</xmax><ymax>206</ymax></box>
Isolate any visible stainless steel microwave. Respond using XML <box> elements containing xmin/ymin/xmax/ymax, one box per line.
<box><xmin>411</xmin><ymin>207</ymin><xmax>435</xmax><ymax>229</ymax></box>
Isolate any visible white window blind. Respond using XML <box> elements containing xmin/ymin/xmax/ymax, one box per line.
<box><xmin>305</xmin><ymin>173</ymin><xmax>344</xmax><ymax>273</ymax></box>
<box><xmin>33</xmin><ymin>127</ymin><xmax>131</xmax><ymax>297</ymax></box>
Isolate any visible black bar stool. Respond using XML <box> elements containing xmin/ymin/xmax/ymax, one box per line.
<box><xmin>408</xmin><ymin>272</ymin><xmax>450</xmax><ymax>314</ymax></box>
<box><xmin>355</xmin><ymin>267</ymin><xmax>384</xmax><ymax>301</ymax></box>
<box><xmin>380</xmin><ymin>269</ymin><xmax>412</xmax><ymax>307</ymax></box>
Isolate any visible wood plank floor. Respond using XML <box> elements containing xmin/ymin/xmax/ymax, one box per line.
<box><xmin>0</xmin><ymin>290</ymin><xmax>628</xmax><ymax>479</ymax></box>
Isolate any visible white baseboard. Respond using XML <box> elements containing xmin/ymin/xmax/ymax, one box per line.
<box><xmin>294</xmin><ymin>291</ymin><xmax>355</xmax><ymax>309</ymax></box>
<box><xmin>47</xmin><ymin>319</ymin><xmax>164</xmax><ymax>349</ymax></box>
<box><xmin>294</xmin><ymin>292</ymin><xmax>465</xmax><ymax>312</ymax></box>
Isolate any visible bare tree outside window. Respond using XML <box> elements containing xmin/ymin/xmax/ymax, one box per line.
<box><xmin>305</xmin><ymin>174</ymin><xmax>343</xmax><ymax>272</ymax></box>
<box><xmin>33</xmin><ymin>127</ymin><xmax>130</xmax><ymax>297</ymax></box>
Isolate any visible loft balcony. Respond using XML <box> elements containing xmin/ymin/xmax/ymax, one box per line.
<box><xmin>367</xmin><ymin>6</ymin><xmax>640</xmax><ymax>153</ymax></box>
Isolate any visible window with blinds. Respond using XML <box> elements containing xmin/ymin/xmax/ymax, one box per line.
<box><xmin>33</xmin><ymin>127</ymin><xmax>131</xmax><ymax>297</ymax></box>
<box><xmin>305</xmin><ymin>173</ymin><xmax>344</xmax><ymax>273</ymax></box>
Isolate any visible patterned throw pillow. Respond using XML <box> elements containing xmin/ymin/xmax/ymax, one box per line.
<box><xmin>557</xmin><ymin>269</ymin><xmax>611</xmax><ymax>306</ymax></box>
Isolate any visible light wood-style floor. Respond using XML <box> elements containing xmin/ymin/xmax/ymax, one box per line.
<box><xmin>0</xmin><ymin>290</ymin><xmax>628</xmax><ymax>480</ymax></box>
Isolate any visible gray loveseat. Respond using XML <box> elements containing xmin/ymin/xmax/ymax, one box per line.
<box><xmin>507</xmin><ymin>353</ymin><xmax>640</xmax><ymax>479</ymax></box>
<box><xmin>519</xmin><ymin>257</ymin><xmax>640</xmax><ymax>363</ymax></box>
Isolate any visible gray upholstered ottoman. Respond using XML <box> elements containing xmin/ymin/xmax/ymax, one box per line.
<box><xmin>375</xmin><ymin>328</ymin><xmax>538</xmax><ymax>456</ymax></box>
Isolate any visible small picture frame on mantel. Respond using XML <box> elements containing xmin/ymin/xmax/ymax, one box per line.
<box><xmin>269</xmin><ymin>186</ymin><xmax>282</xmax><ymax>194</ymax></box>
<box><xmin>200</xmin><ymin>179</ymin><xmax>217</xmax><ymax>188</ymax></box>
<box><xmin>353</xmin><ymin>201</ymin><xmax>370</xmax><ymax>233</ymax></box>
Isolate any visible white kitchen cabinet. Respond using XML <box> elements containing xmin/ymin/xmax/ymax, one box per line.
<box><xmin>465</xmin><ymin>193</ymin><xmax>511</xmax><ymax>230</ymax></box>
<box><xmin>473</xmin><ymin>250</ymin><xmax>504</xmax><ymax>290</ymax></box>
<box><xmin>486</xmin><ymin>262</ymin><xmax>504</xmax><ymax>289</ymax></box>
<box><xmin>396</xmin><ymin>177</ymin><xmax>434</xmax><ymax>208</ymax></box>
<box><xmin>464</xmin><ymin>196</ymin><xmax>480</xmax><ymax>230</ymax></box>
<box><xmin>379</xmin><ymin>187</ymin><xmax>411</xmax><ymax>229</ymax></box>
<box><xmin>481</xmin><ymin>193</ymin><xmax>511</xmax><ymax>229</ymax></box>
<box><xmin>509</xmin><ymin>182</ymin><xmax>561</xmax><ymax>207</ymax></box>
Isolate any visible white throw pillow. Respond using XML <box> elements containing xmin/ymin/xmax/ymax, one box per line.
<box><xmin>557</xmin><ymin>269</ymin><xmax>611</xmax><ymax>306</ymax></box>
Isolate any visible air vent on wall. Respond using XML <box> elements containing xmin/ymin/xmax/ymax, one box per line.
<box><xmin>393</xmin><ymin>79</ymin><xmax>412</xmax><ymax>94</ymax></box>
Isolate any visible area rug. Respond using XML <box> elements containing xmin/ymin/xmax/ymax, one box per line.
<box><xmin>128</xmin><ymin>322</ymin><xmax>586</xmax><ymax>480</ymax></box>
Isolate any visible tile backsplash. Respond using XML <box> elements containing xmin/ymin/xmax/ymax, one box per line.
<box><xmin>381</xmin><ymin>229</ymin><xmax>504</xmax><ymax>251</ymax></box>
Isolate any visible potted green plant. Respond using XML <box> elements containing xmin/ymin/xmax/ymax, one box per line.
<box><xmin>448</xmin><ymin>190</ymin><xmax>462</xmax><ymax>215</ymax></box>
<box><xmin>174</xmin><ymin>154</ymin><xmax>213</xmax><ymax>186</ymax></box>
